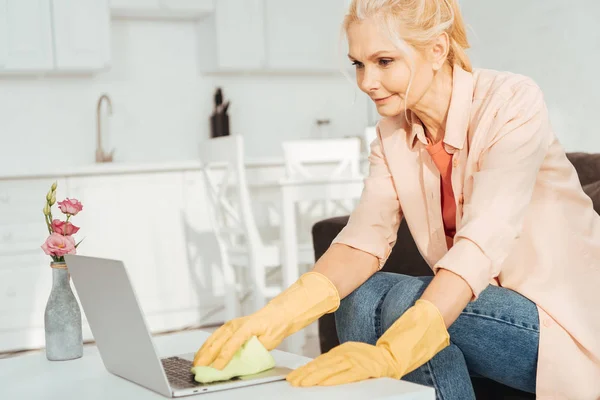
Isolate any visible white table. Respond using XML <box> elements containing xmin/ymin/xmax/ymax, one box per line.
<box><xmin>0</xmin><ymin>330</ymin><xmax>434</xmax><ymax>400</ymax></box>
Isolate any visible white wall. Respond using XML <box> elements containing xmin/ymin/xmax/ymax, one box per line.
<box><xmin>461</xmin><ymin>0</ymin><xmax>600</xmax><ymax>152</ymax></box>
<box><xmin>2</xmin><ymin>1</ymin><xmax>598</xmax><ymax>176</ymax></box>
<box><xmin>364</xmin><ymin>1</ymin><xmax>600</xmax><ymax>153</ymax></box>
<box><xmin>0</xmin><ymin>19</ymin><xmax>369</xmax><ymax>174</ymax></box>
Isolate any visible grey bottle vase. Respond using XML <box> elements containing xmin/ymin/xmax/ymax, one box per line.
<box><xmin>44</xmin><ymin>262</ymin><xmax>83</xmax><ymax>361</ymax></box>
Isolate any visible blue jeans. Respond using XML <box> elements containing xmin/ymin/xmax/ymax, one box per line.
<box><xmin>335</xmin><ymin>272</ymin><xmax>539</xmax><ymax>399</ymax></box>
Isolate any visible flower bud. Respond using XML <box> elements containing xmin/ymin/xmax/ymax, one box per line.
<box><xmin>51</xmin><ymin>181</ymin><xmax>57</xmax><ymax>191</ymax></box>
<box><xmin>43</xmin><ymin>204</ymin><xmax>51</xmax><ymax>216</ymax></box>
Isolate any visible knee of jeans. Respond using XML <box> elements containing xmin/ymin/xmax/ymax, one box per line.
<box><xmin>380</xmin><ymin>276</ymin><xmax>429</xmax><ymax>333</ymax></box>
<box><xmin>335</xmin><ymin>272</ymin><xmax>397</xmax><ymax>344</ymax></box>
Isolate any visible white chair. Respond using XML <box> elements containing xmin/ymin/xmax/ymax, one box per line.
<box><xmin>364</xmin><ymin>126</ymin><xmax>377</xmax><ymax>153</ymax></box>
<box><xmin>281</xmin><ymin>138</ymin><xmax>363</xmax><ymax>240</ymax></box>
<box><xmin>279</xmin><ymin>138</ymin><xmax>364</xmax><ymax>344</ymax></box>
<box><xmin>199</xmin><ymin>135</ymin><xmax>282</xmax><ymax>320</ymax></box>
<box><xmin>200</xmin><ymin>136</ymin><xmax>363</xmax><ymax>354</ymax></box>
<box><xmin>282</xmin><ymin>138</ymin><xmax>362</xmax><ymax>180</ymax></box>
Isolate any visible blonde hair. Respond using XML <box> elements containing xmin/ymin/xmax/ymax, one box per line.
<box><xmin>343</xmin><ymin>0</ymin><xmax>472</xmax><ymax>72</ymax></box>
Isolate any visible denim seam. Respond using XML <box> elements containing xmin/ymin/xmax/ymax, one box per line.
<box><xmin>425</xmin><ymin>360</ymin><xmax>444</xmax><ymax>400</ymax></box>
<box><xmin>374</xmin><ymin>294</ymin><xmax>387</xmax><ymax>338</ymax></box>
<box><xmin>461</xmin><ymin>311</ymin><xmax>540</xmax><ymax>333</ymax></box>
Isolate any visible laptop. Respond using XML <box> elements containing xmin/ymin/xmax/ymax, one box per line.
<box><xmin>64</xmin><ymin>254</ymin><xmax>292</xmax><ymax>398</ymax></box>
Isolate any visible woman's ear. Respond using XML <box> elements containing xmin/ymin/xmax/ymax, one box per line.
<box><xmin>430</xmin><ymin>32</ymin><xmax>450</xmax><ymax>71</ymax></box>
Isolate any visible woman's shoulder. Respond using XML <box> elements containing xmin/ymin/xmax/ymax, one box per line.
<box><xmin>471</xmin><ymin>68</ymin><xmax>543</xmax><ymax>104</ymax></box>
<box><xmin>470</xmin><ymin>68</ymin><xmax>550</xmax><ymax>144</ymax></box>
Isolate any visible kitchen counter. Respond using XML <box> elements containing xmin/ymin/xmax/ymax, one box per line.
<box><xmin>0</xmin><ymin>157</ymin><xmax>286</xmax><ymax>181</ymax></box>
<box><xmin>0</xmin><ymin>155</ymin><xmax>369</xmax><ymax>181</ymax></box>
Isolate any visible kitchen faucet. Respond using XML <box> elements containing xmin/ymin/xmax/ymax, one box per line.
<box><xmin>96</xmin><ymin>93</ymin><xmax>115</xmax><ymax>163</ymax></box>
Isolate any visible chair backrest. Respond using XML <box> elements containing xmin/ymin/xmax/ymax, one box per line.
<box><xmin>281</xmin><ymin>138</ymin><xmax>361</xmax><ymax>180</ymax></box>
<box><xmin>364</xmin><ymin>126</ymin><xmax>377</xmax><ymax>152</ymax></box>
<box><xmin>281</xmin><ymin>138</ymin><xmax>363</xmax><ymax>241</ymax></box>
<box><xmin>199</xmin><ymin>135</ymin><xmax>263</xmax><ymax>261</ymax></box>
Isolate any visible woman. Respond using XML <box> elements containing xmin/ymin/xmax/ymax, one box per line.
<box><xmin>194</xmin><ymin>0</ymin><xmax>600</xmax><ymax>398</ymax></box>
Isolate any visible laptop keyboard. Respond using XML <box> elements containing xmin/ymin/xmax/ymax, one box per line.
<box><xmin>161</xmin><ymin>357</ymin><xmax>199</xmax><ymax>389</ymax></box>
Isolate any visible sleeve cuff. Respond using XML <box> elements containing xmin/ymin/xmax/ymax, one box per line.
<box><xmin>331</xmin><ymin>226</ymin><xmax>393</xmax><ymax>269</ymax></box>
<box><xmin>456</xmin><ymin>210</ymin><xmax>516</xmax><ymax>267</ymax></box>
<box><xmin>433</xmin><ymin>238</ymin><xmax>493</xmax><ymax>300</ymax></box>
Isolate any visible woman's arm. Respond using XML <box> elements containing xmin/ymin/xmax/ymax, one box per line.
<box><xmin>314</xmin><ymin>243</ymin><xmax>474</xmax><ymax>326</ymax></box>
<box><xmin>315</xmin><ymin>128</ymin><xmax>402</xmax><ymax>299</ymax></box>
<box><xmin>420</xmin><ymin>269</ymin><xmax>472</xmax><ymax>327</ymax></box>
<box><xmin>312</xmin><ymin>243</ymin><xmax>379</xmax><ymax>299</ymax></box>
<box><xmin>421</xmin><ymin>82</ymin><xmax>550</xmax><ymax>329</ymax></box>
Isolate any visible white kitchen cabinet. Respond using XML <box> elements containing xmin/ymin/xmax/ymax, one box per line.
<box><xmin>197</xmin><ymin>0</ymin><xmax>265</xmax><ymax>72</ymax></box>
<box><xmin>0</xmin><ymin>177</ymin><xmax>68</xmax><ymax>261</ymax></box>
<box><xmin>181</xmin><ymin>170</ymin><xmax>232</xmax><ymax>306</ymax></box>
<box><xmin>66</xmin><ymin>172</ymin><xmax>224</xmax><ymax>326</ymax></box>
<box><xmin>0</xmin><ymin>0</ymin><xmax>54</xmax><ymax>72</ymax></box>
<box><xmin>161</xmin><ymin>0</ymin><xmax>214</xmax><ymax>13</ymax></box>
<box><xmin>264</xmin><ymin>0</ymin><xmax>348</xmax><ymax>71</ymax></box>
<box><xmin>0</xmin><ymin>0</ymin><xmax>113</xmax><ymax>74</ymax></box>
<box><xmin>0</xmin><ymin>170</ymin><xmax>228</xmax><ymax>352</ymax></box>
<box><xmin>0</xmin><ymin>177</ymin><xmax>69</xmax><ymax>352</ymax></box>
<box><xmin>0</xmin><ymin>1</ymin><xmax>6</xmax><ymax>68</ymax></box>
<box><xmin>199</xmin><ymin>0</ymin><xmax>349</xmax><ymax>73</ymax></box>
<box><xmin>0</xmin><ymin>178</ymin><xmax>67</xmax><ymax>225</ymax></box>
<box><xmin>110</xmin><ymin>0</ymin><xmax>161</xmax><ymax>10</ymax></box>
<box><xmin>111</xmin><ymin>0</ymin><xmax>214</xmax><ymax>19</ymax></box>
<box><xmin>66</xmin><ymin>173</ymin><xmax>189</xmax><ymax>314</ymax></box>
<box><xmin>51</xmin><ymin>0</ymin><xmax>111</xmax><ymax>71</ymax></box>
<box><xmin>0</xmin><ymin>253</ymin><xmax>54</xmax><ymax>352</ymax></box>
<box><xmin>0</xmin><ymin>158</ymin><xmax>367</xmax><ymax>352</ymax></box>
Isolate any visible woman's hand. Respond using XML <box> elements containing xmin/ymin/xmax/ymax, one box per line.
<box><xmin>286</xmin><ymin>341</ymin><xmax>399</xmax><ymax>386</ymax></box>
<box><xmin>287</xmin><ymin>299</ymin><xmax>450</xmax><ymax>387</ymax></box>
<box><xmin>193</xmin><ymin>271</ymin><xmax>340</xmax><ymax>370</ymax></box>
<box><xmin>193</xmin><ymin>312</ymin><xmax>288</xmax><ymax>370</ymax></box>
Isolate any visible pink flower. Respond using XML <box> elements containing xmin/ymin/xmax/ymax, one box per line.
<box><xmin>51</xmin><ymin>219</ymin><xmax>80</xmax><ymax>236</ymax></box>
<box><xmin>57</xmin><ymin>198</ymin><xmax>83</xmax><ymax>216</ymax></box>
<box><xmin>41</xmin><ymin>233</ymin><xmax>76</xmax><ymax>257</ymax></box>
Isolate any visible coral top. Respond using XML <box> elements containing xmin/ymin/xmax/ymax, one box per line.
<box><xmin>426</xmin><ymin>138</ymin><xmax>456</xmax><ymax>250</ymax></box>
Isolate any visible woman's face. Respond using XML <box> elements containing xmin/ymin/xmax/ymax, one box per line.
<box><xmin>346</xmin><ymin>18</ymin><xmax>436</xmax><ymax>117</ymax></box>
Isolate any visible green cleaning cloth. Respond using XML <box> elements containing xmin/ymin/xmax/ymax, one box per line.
<box><xmin>190</xmin><ymin>336</ymin><xmax>276</xmax><ymax>383</ymax></box>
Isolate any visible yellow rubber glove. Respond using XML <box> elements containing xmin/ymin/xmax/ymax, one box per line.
<box><xmin>193</xmin><ymin>271</ymin><xmax>340</xmax><ymax>370</ymax></box>
<box><xmin>286</xmin><ymin>299</ymin><xmax>450</xmax><ymax>387</ymax></box>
